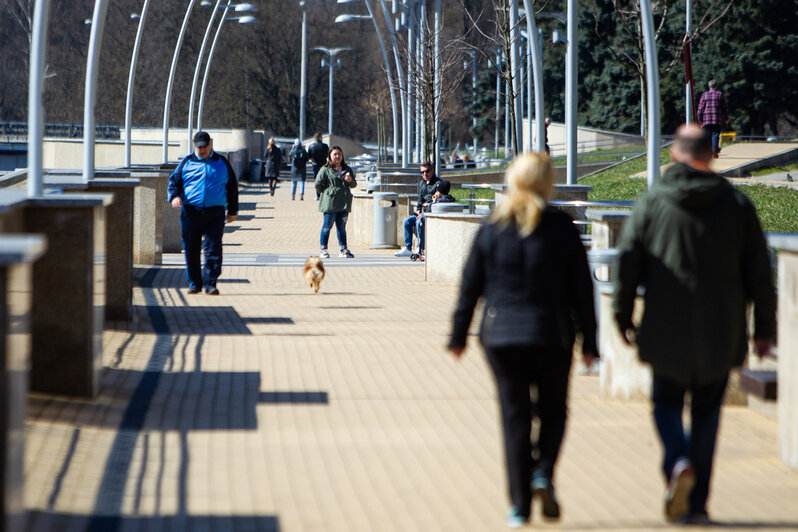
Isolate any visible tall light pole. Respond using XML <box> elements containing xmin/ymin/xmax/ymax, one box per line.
<box><xmin>522</xmin><ymin>0</ymin><xmax>545</xmax><ymax>154</ymax></box>
<box><xmin>433</xmin><ymin>0</ymin><xmax>441</xmax><ymax>174</ymax></box>
<box><xmin>336</xmin><ymin>9</ymin><xmax>399</xmax><ymax>163</ymax></box>
<box><xmin>197</xmin><ymin>13</ymin><xmax>258</xmax><ymax>130</ymax></box>
<box><xmin>314</xmin><ymin>47</ymin><xmax>351</xmax><ymax>137</ymax></box>
<box><xmin>685</xmin><ymin>0</ymin><xmax>692</xmax><ymax>124</ymax></box>
<box><xmin>465</xmin><ymin>50</ymin><xmax>477</xmax><ymax>157</ymax></box>
<box><xmin>28</xmin><ymin>0</ymin><xmax>51</xmax><ymax>198</ymax></box>
<box><xmin>82</xmin><ymin>0</ymin><xmax>110</xmax><ymax>183</ymax></box>
<box><xmin>125</xmin><ymin>1</ymin><xmax>150</xmax><ymax>168</ymax></box>
<box><xmin>378</xmin><ymin>0</ymin><xmax>409</xmax><ymax>167</ymax></box>
<box><xmin>299</xmin><ymin>1</ymin><xmax>308</xmax><ymax>141</ymax></box>
<box><xmin>189</xmin><ymin>2</ymin><xmax>256</xmax><ymax>144</ymax></box>
<box><xmin>162</xmin><ymin>0</ymin><xmax>196</xmax><ymax>163</ymax></box>
<box><xmin>640</xmin><ymin>0</ymin><xmax>661</xmax><ymax>186</ymax></box>
<box><xmin>187</xmin><ymin>0</ymin><xmax>221</xmax><ymax>150</ymax></box>
<box><xmin>565</xmin><ymin>0</ymin><xmax>578</xmax><ymax>184</ymax></box>
<box><xmin>509</xmin><ymin>0</ymin><xmax>523</xmax><ymax>155</ymax></box>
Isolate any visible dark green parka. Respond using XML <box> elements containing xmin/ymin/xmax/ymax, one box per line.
<box><xmin>315</xmin><ymin>164</ymin><xmax>357</xmax><ymax>213</ymax></box>
<box><xmin>613</xmin><ymin>162</ymin><xmax>776</xmax><ymax>387</ymax></box>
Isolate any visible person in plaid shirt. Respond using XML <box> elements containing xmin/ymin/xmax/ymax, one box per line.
<box><xmin>696</xmin><ymin>80</ymin><xmax>729</xmax><ymax>158</ymax></box>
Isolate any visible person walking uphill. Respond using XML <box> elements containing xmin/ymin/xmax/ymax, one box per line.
<box><xmin>315</xmin><ymin>146</ymin><xmax>356</xmax><ymax>259</ymax></box>
<box><xmin>696</xmin><ymin>80</ymin><xmax>729</xmax><ymax>158</ymax></box>
<box><xmin>613</xmin><ymin>124</ymin><xmax>776</xmax><ymax>525</ymax></box>
<box><xmin>168</xmin><ymin>131</ymin><xmax>239</xmax><ymax>296</ymax></box>
<box><xmin>308</xmin><ymin>133</ymin><xmax>329</xmax><ymax>201</ymax></box>
<box><xmin>289</xmin><ymin>139</ymin><xmax>309</xmax><ymax>201</ymax></box>
<box><xmin>263</xmin><ymin>138</ymin><xmax>282</xmax><ymax>196</ymax></box>
<box><xmin>448</xmin><ymin>153</ymin><xmax>597</xmax><ymax>528</ymax></box>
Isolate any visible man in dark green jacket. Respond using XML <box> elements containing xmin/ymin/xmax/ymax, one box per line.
<box><xmin>613</xmin><ymin>123</ymin><xmax>776</xmax><ymax>524</ymax></box>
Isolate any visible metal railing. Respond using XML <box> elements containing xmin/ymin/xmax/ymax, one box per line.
<box><xmin>0</xmin><ymin>121</ymin><xmax>121</xmax><ymax>140</ymax></box>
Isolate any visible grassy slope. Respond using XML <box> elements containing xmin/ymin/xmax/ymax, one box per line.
<box><xmin>580</xmin><ymin>150</ymin><xmax>798</xmax><ymax>233</ymax></box>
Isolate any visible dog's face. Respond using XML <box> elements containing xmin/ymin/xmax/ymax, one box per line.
<box><xmin>304</xmin><ymin>255</ymin><xmax>323</xmax><ymax>273</ymax></box>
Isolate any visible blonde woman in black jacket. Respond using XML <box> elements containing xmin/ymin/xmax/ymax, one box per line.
<box><xmin>448</xmin><ymin>153</ymin><xmax>597</xmax><ymax>528</ymax></box>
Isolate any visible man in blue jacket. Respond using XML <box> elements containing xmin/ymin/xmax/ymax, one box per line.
<box><xmin>168</xmin><ymin>131</ymin><xmax>239</xmax><ymax>295</ymax></box>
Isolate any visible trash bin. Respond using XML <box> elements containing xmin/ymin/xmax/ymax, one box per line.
<box><xmin>248</xmin><ymin>159</ymin><xmax>263</xmax><ymax>182</ymax></box>
<box><xmin>372</xmin><ymin>192</ymin><xmax>399</xmax><ymax>249</ymax></box>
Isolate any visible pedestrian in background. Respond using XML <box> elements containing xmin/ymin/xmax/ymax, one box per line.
<box><xmin>263</xmin><ymin>137</ymin><xmax>282</xmax><ymax>196</ymax></box>
<box><xmin>613</xmin><ymin>123</ymin><xmax>776</xmax><ymax>524</ymax></box>
<box><xmin>168</xmin><ymin>131</ymin><xmax>238</xmax><ymax>295</ymax></box>
<box><xmin>315</xmin><ymin>146</ymin><xmax>356</xmax><ymax>259</ymax></box>
<box><xmin>308</xmin><ymin>132</ymin><xmax>329</xmax><ymax>200</ymax></box>
<box><xmin>448</xmin><ymin>153</ymin><xmax>597</xmax><ymax>528</ymax></box>
<box><xmin>696</xmin><ymin>80</ymin><xmax>729</xmax><ymax>158</ymax></box>
<box><xmin>289</xmin><ymin>139</ymin><xmax>309</xmax><ymax>201</ymax></box>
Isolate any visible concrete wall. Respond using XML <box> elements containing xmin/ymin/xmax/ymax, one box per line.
<box><xmin>425</xmin><ymin>214</ymin><xmax>483</xmax><ymax>283</ymax></box>
<box><xmin>522</xmin><ymin>120</ymin><xmax>645</xmax><ymax>158</ymax></box>
<box><xmin>46</xmin><ymin>128</ymin><xmax>250</xmax><ymax>168</ymax></box>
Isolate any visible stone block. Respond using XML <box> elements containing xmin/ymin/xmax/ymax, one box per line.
<box><xmin>425</xmin><ymin>213</ymin><xmax>484</xmax><ymax>283</ymax></box>
<box><xmin>0</xmin><ymin>236</ymin><xmax>46</xmax><ymax>532</ymax></box>
<box><xmin>131</xmin><ymin>172</ymin><xmax>165</xmax><ymax>265</ymax></box>
<box><xmin>22</xmin><ymin>194</ymin><xmax>112</xmax><ymax>398</ymax></box>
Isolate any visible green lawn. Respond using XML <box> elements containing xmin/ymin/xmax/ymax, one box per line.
<box><xmin>748</xmin><ymin>162</ymin><xmax>798</xmax><ymax>177</ymax></box>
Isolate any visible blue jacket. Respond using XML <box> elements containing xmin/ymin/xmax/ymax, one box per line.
<box><xmin>168</xmin><ymin>151</ymin><xmax>239</xmax><ymax>215</ymax></box>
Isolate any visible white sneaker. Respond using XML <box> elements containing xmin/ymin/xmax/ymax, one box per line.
<box><xmin>339</xmin><ymin>248</ymin><xmax>354</xmax><ymax>258</ymax></box>
<box><xmin>395</xmin><ymin>248</ymin><xmax>412</xmax><ymax>257</ymax></box>
<box><xmin>319</xmin><ymin>249</ymin><xmax>329</xmax><ymax>259</ymax></box>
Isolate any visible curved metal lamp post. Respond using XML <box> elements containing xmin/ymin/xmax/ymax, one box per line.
<box><xmin>125</xmin><ymin>0</ymin><xmax>150</xmax><ymax>168</ymax></box>
<box><xmin>196</xmin><ymin>13</ymin><xmax>258</xmax><ymax>131</ymax></box>
<box><xmin>640</xmin><ymin>0</ymin><xmax>661</xmax><ymax>186</ymax></box>
<box><xmin>162</xmin><ymin>0</ymin><xmax>196</xmax><ymax>163</ymax></box>
<box><xmin>522</xmin><ymin>0</ymin><xmax>545</xmax><ymax>153</ymax></box>
<box><xmin>83</xmin><ymin>0</ymin><xmax>110</xmax><ymax>182</ymax></box>
<box><xmin>28</xmin><ymin>0</ymin><xmax>52</xmax><ymax>197</ymax></box>
<box><xmin>335</xmin><ymin>10</ymin><xmax>399</xmax><ymax>163</ymax></box>
<box><xmin>377</xmin><ymin>0</ymin><xmax>408</xmax><ymax>167</ymax></box>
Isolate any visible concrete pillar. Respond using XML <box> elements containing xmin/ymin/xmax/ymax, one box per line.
<box><xmin>130</xmin><ymin>172</ymin><xmax>165</xmax><ymax>265</ymax></box>
<box><xmin>22</xmin><ymin>194</ymin><xmax>113</xmax><ymax>398</ymax></box>
<box><xmin>0</xmin><ymin>235</ymin><xmax>46</xmax><ymax>532</ymax></box>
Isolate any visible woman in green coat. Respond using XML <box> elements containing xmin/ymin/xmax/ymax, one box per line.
<box><xmin>314</xmin><ymin>146</ymin><xmax>357</xmax><ymax>258</ymax></box>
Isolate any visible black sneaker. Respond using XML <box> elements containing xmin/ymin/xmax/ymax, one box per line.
<box><xmin>205</xmin><ymin>286</ymin><xmax>220</xmax><ymax>296</ymax></box>
<box><xmin>339</xmin><ymin>248</ymin><xmax>354</xmax><ymax>258</ymax></box>
<box><xmin>187</xmin><ymin>285</ymin><xmax>202</xmax><ymax>295</ymax></box>
<box><xmin>532</xmin><ymin>477</ymin><xmax>561</xmax><ymax>521</ymax></box>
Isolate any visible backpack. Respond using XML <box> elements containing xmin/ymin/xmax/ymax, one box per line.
<box><xmin>293</xmin><ymin>148</ymin><xmax>308</xmax><ymax>168</ymax></box>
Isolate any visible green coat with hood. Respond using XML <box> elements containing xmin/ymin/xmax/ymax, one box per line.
<box><xmin>612</xmin><ymin>162</ymin><xmax>776</xmax><ymax>387</ymax></box>
<box><xmin>315</xmin><ymin>164</ymin><xmax>357</xmax><ymax>213</ymax></box>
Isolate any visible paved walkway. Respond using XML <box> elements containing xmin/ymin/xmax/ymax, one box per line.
<box><xmin>24</xmin><ymin>181</ymin><xmax>798</xmax><ymax>531</ymax></box>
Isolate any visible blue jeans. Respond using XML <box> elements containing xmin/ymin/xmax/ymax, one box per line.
<box><xmin>180</xmin><ymin>204</ymin><xmax>225</xmax><ymax>290</ymax></box>
<box><xmin>652</xmin><ymin>372</ymin><xmax>728</xmax><ymax>515</ymax></box>
<box><xmin>320</xmin><ymin>211</ymin><xmax>348</xmax><ymax>250</ymax></box>
<box><xmin>403</xmin><ymin>214</ymin><xmax>425</xmax><ymax>251</ymax></box>
<box><xmin>291</xmin><ymin>179</ymin><xmax>305</xmax><ymax>196</ymax></box>
<box><xmin>704</xmin><ymin>124</ymin><xmax>722</xmax><ymax>154</ymax></box>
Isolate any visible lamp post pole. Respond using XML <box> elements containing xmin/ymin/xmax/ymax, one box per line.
<box><xmin>640</xmin><ymin>0</ymin><xmax>661</xmax><ymax>186</ymax></box>
<box><xmin>188</xmin><ymin>0</ymin><xmax>222</xmax><ymax>149</ymax></box>
<box><xmin>162</xmin><ymin>0</ymin><xmax>196</xmax><ymax>163</ymax></box>
<box><xmin>509</xmin><ymin>0</ymin><xmax>523</xmax><ymax>155</ymax></box>
<box><xmin>685</xmin><ymin>0</ymin><xmax>692</xmax><ymax>124</ymax></box>
<box><xmin>299</xmin><ymin>0</ymin><xmax>308</xmax><ymax>141</ymax></box>
<box><xmin>28</xmin><ymin>0</ymin><xmax>51</xmax><ymax>198</ymax></box>
<box><xmin>433</xmin><ymin>0</ymin><xmax>441</xmax><ymax>174</ymax></box>
<box><xmin>314</xmin><ymin>47</ymin><xmax>350</xmax><ymax>137</ymax></box>
<box><xmin>522</xmin><ymin>0</ymin><xmax>545</xmax><ymax>153</ymax></box>
<box><xmin>565</xmin><ymin>0</ymin><xmax>578</xmax><ymax>184</ymax></box>
<box><xmin>378</xmin><ymin>0</ymin><xmax>408</xmax><ymax>167</ymax></box>
<box><xmin>82</xmin><ymin>0</ymin><xmax>109</xmax><ymax>183</ymax></box>
<box><xmin>197</xmin><ymin>12</ymin><xmax>258</xmax><ymax>130</ymax></box>
<box><xmin>335</xmin><ymin>5</ymin><xmax>399</xmax><ymax>163</ymax></box>
<box><xmin>125</xmin><ymin>0</ymin><xmax>150</xmax><ymax>168</ymax></box>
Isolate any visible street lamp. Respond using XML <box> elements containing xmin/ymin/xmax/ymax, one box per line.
<box><xmin>187</xmin><ymin>1</ymin><xmax>257</xmax><ymax>148</ymax></box>
<box><xmin>82</xmin><ymin>0</ymin><xmax>110</xmax><ymax>182</ymax></box>
<box><xmin>521</xmin><ymin>0</ymin><xmax>545</xmax><ymax>154</ymax></box>
<box><xmin>28</xmin><ymin>0</ymin><xmax>51</xmax><ymax>197</ymax></box>
<box><xmin>162</xmin><ymin>0</ymin><xmax>197</xmax><ymax>163</ymax></box>
<box><xmin>299</xmin><ymin>1</ymin><xmax>308</xmax><ymax>142</ymax></box>
<box><xmin>196</xmin><ymin>13</ymin><xmax>258</xmax><ymax>131</ymax></box>
<box><xmin>464</xmin><ymin>50</ymin><xmax>477</xmax><ymax>157</ymax></box>
<box><xmin>124</xmin><ymin>0</ymin><xmax>151</xmax><ymax>168</ymax></box>
<box><xmin>640</xmin><ymin>0</ymin><xmax>661</xmax><ymax>186</ymax></box>
<box><xmin>335</xmin><ymin>11</ymin><xmax>399</xmax><ymax>163</ymax></box>
<box><xmin>313</xmin><ymin>47</ymin><xmax>351</xmax><ymax>137</ymax></box>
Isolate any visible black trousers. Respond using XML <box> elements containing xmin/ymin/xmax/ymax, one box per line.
<box><xmin>180</xmin><ymin>204</ymin><xmax>225</xmax><ymax>290</ymax></box>
<box><xmin>485</xmin><ymin>345</ymin><xmax>572</xmax><ymax>517</ymax></box>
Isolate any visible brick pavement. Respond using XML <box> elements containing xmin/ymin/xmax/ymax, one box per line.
<box><xmin>23</xmin><ymin>181</ymin><xmax>798</xmax><ymax>531</ymax></box>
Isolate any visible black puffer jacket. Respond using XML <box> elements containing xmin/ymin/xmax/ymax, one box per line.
<box><xmin>416</xmin><ymin>175</ymin><xmax>440</xmax><ymax>211</ymax></box>
<box><xmin>450</xmin><ymin>208</ymin><xmax>597</xmax><ymax>355</ymax></box>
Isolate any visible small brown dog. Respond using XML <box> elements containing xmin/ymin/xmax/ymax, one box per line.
<box><xmin>303</xmin><ymin>256</ymin><xmax>325</xmax><ymax>293</ymax></box>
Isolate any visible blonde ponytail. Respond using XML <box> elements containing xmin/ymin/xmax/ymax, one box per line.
<box><xmin>490</xmin><ymin>153</ymin><xmax>555</xmax><ymax>237</ymax></box>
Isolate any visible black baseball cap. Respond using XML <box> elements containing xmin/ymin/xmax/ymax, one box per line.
<box><xmin>193</xmin><ymin>131</ymin><xmax>211</xmax><ymax>147</ymax></box>
<box><xmin>435</xmin><ymin>180</ymin><xmax>451</xmax><ymax>195</ymax></box>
